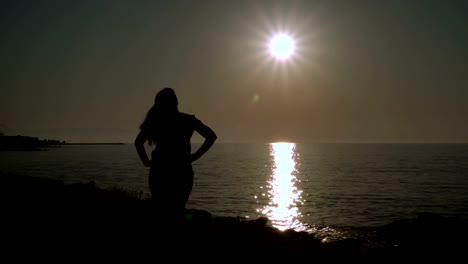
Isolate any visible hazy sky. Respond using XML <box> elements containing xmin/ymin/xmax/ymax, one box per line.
<box><xmin>1</xmin><ymin>0</ymin><xmax>467</xmax><ymax>143</ymax></box>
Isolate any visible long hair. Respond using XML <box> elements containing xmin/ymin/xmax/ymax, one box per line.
<box><xmin>139</xmin><ymin>87</ymin><xmax>179</xmax><ymax>145</ymax></box>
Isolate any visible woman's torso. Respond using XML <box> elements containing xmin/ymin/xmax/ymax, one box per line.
<box><xmin>149</xmin><ymin>112</ymin><xmax>196</xmax><ymax>167</ymax></box>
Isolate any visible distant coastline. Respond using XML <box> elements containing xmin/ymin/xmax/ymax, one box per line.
<box><xmin>0</xmin><ymin>135</ymin><xmax>65</xmax><ymax>151</ymax></box>
<box><xmin>66</xmin><ymin>142</ymin><xmax>126</xmax><ymax>145</ymax></box>
<box><xmin>0</xmin><ymin>133</ymin><xmax>125</xmax><ymax>150</ymax></box>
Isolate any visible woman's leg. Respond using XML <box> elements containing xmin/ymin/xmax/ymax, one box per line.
<box><xmin>178</xmin><ymin>174</ymin><xmax>194</xmax><ymax>210</ymax></box>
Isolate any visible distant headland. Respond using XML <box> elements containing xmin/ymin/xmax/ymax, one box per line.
<box><xmin>0</xmin><ymin>131</ymin><xmax>126</xmax><ymax>151</ymax></box>
<box><xmin>66</xmin><ymin>142</ymin><xmax>125</xmax><ymax>145</ymax></box>
<box><xmin>0</xmin><ymin>134</ymin><xmax>65</xmax><ymax>151</ymax></box>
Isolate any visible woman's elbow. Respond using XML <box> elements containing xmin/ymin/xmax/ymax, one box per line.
<box><xmin>134</xmin><ymin>136</ymin><xmax>145</xmax><ymax>147</ymax></box>
<box><xmin>210</xmin><ymin>133</ymin><xmax>218</xmax><ymax>142</ymax></box>
<box><xmin>134</xmin><ymin>131</ymin><xmax>147</xmax><ymax>146</ymax></box>
<box><xmin>134</xmin><ymin>138</ymin><xmax>140</xmax><ymax>146</ymax></box>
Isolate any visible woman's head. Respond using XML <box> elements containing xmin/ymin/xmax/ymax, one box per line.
<box><xmin>139</xmin><ymin>87</ymin><xmax>179</xmax><ymax>138</ymax></box>
<box><xmin>155</xmin><ymin>87</ymin><xmax>178</xmax><ymax>112</ymax></box>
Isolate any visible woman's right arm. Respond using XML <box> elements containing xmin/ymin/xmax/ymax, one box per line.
<box><xmin>135</xmin><ymin>130</ymin><xmax>151</xmax><ymax>167</ymax></box>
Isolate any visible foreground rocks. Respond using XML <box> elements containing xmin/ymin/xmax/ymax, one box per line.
<box><xmin>2</xmin><ymin>173</ymin><xmax>466</xmax><ymax>260</ymax></box>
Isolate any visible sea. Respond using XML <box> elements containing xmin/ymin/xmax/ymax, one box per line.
<box><xmin>1</xmin><ymin>143</ymin><xmax>467</xmax><ymax>240</ymax></box>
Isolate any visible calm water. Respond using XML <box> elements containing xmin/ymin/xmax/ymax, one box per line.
<box><xmin>1</xmin><ymin>143</ymin><xmax>467</xmax><ymax>233</ymax></box>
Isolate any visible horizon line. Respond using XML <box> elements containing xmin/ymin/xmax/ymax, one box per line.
<box><xmin>65</xmin><ymin>141</ymin><xmax>468</xmax><ymax>145</ymax></box>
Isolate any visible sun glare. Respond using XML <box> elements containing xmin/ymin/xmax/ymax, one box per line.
<box><xmin>259</xmin><ymin>142</ymin><xmax>308</xmax><ymax>232</ymax></box>
<box><xmin>268</xmin><ymin>33</ymin><xmax>295</xmax><ymax>60</ymax></box>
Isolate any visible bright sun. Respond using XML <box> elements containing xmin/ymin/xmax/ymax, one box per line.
<box><xmin>269</xmin><ymin>33</ymin><xmax>295</xmax><ymax>60</ymax></box>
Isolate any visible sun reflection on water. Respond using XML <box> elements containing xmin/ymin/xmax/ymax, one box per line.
<box><xmin>259</xmin><ymin>142</ymin><xmax>308</xmax><ymax>232</ymax></box>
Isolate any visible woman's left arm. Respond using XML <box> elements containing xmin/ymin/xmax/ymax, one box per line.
<box><xmin>191</xmin><ymin>121</ymin><xmax>217</xmax><ymax>162</ymax></box>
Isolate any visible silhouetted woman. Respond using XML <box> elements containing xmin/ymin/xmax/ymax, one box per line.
<box><xmin>135</xmin><ymin>88</ymin><xmax>217</xmax><ymax>220</ymax></box>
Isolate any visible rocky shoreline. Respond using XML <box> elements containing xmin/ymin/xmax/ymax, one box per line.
<box><xmin>2</xmin><ymin>172</ymin><xmax>466</xmax><ymax>260</ymax></box>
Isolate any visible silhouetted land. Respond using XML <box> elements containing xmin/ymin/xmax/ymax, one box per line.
<box><xmin>0</xmin><ymin>135</ymin><xmax>65</xmax><ymax>151</ymax></box>
<box><xmin>65</xmin><ymin>143</ymin><xmax>125</xmax><ymax>145</ymax></box>
<box><xmin>2</xmin><ymin>172</ymin><xmax>466</xmax><ymax>260</ymax></box>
